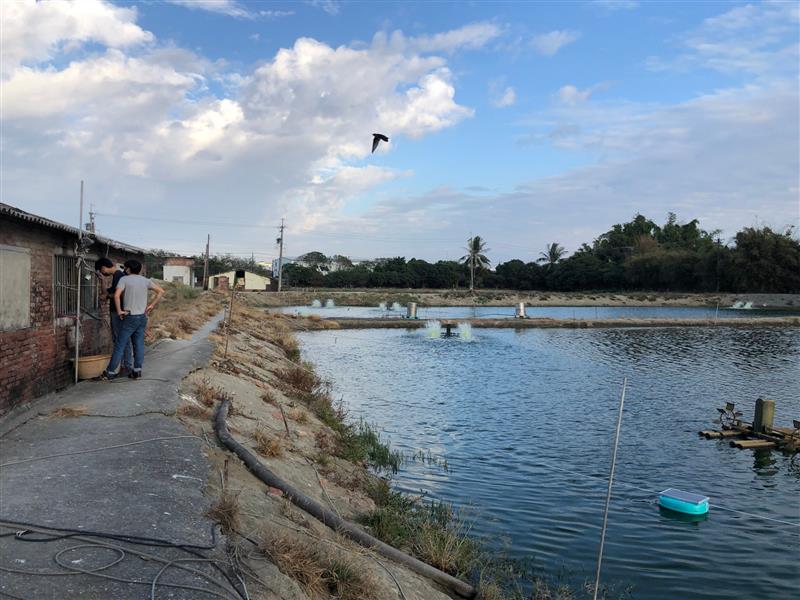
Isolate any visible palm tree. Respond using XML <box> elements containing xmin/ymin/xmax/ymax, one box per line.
<box><xmin>460</xmin><ymin>236</ymin><xmax>490</xmax><ymax>292</ymax></box>
<box><xmin>537</xmin><ymin>242</ymin><xmax>566</xmax><ymax>268</ymax></box>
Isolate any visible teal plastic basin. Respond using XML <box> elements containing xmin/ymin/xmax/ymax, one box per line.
<box><xmin>658</xmin><ymin>488</ymin><xmax>709</xmax><ymax>515</ymax></box>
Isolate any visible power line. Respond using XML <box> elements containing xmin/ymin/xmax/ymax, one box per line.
<box><xmin>93</xmin><ymin>211</ymin><xmax>537</xmax><ymax>252</ymax></box>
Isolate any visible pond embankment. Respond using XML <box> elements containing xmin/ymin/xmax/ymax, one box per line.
<box><xmin>253</xmin><ymin>289</ymin><xmax>800</xmax><ymax>310</ymax></box>
<box><xmin>176</xmin><ymin>294</ymin><xmax>518</xmax><ymax>600</ymax></box>
<box><xmin>310</xmin><ymin>316</ymin><xmax>800</xmax><ymax>330</ymax></box>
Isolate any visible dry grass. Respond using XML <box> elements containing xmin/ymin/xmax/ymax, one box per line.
<box><xmin>260</xmin><ymin>390</ymin><xmax>277</xmax><ymax>405</ymax></box>
<box><xmin>176</xmin><ymin>403</ymin><xmax>212</xmax><ymax>419</ymax></box>
<box><xmin>253</xmin><ymin>429</ymin><xmax>284</xmax><ymax>457</ymax></box>
<box><xmin>146</xmin><ymin>284</ymin><xmax>224</xmax><ymax>343</ymax></box>
<box><xmin>206</xmin><ymin>489</ymin><xmax>240</xmax><ymax>536</ymax></box>
<box><xmin>48</xmin><ymin>405</ymin><xmax>88</xmax><ymax>419</ymax></box>
<box><xmin>257</xmin><ymin>534</ymin><xmax>378</xmax><ymax>600</ymax></box>
<box><xmin>193</xmin><ymin>377</ymin><xmax>232</xmax><ymax>407</ymax></box>
<box><xmin>277</xmin><ymin>364</ymin><xmax>320</xmax><ymax>395</ymax></box>
<box><xmin>289</xmin><ymin>408</ymin><xmax>308</xmax><ymax>424</ymax></box>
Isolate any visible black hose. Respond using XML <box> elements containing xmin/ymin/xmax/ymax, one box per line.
<box><xmin>213</xmin><ymin>400</ymin><xmax>476</xmax><ymax>599</ymax></box>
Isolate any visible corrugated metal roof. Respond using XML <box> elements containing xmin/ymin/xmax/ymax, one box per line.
<box><xmin>0</xmin><ymin>202</ymin><xmax>146</xmax><ymax>255</ymax></box>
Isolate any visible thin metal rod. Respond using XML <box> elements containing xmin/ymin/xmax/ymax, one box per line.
<box><xmin>74</xmin><ymin>180</ymin><xmax>84</xmax><ymax>384</ymax></box>
<box><xmin>223</xmin><ymin>283</ymin><xmax>235</xmax><ymax>358</ymax></box>
<box><xmin>593</xmin><ymin>376</ymin><xmax>627</xmax><ymax>600</ymax></box>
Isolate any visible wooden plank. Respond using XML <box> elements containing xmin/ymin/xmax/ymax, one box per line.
<box><xmin>730</xmin><ymin>439</ymin><xmax>776</xmax><ymax>450</ymax></box>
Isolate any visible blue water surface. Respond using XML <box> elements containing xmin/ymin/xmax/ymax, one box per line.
<box><xmin>297</xmin><ymin>326</ymin><xmax>800</xmax><ymax>599</ymax></box>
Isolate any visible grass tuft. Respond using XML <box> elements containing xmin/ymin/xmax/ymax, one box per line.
<box><xmin>206</xmin><ymin>490</ymin><xmax>240</xmax><ymax>536</ymax></box>
<box><xmin>257</xmin><ymin>534</ymin><xmax>378</xmax><ymax>600</ymax></box>
<box><xmin>176</xmin><ymin>403</ymin><xmax>212</xmax><ymax>419</ymax></box>
<box><xmin>253</xmin><ymin>429</ymin><xmax>283</xmax><ymax>457</ymax></box>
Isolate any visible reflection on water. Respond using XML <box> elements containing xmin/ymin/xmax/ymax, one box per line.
<box><xmin>280</xmin><ymin>304</ymin><xmax>800</xmax><ymax>320</ymax></box>
<box><xmin>297</xmin><ymin>326</ymin><xmax>800</xmax><ymax>599</ymax></box>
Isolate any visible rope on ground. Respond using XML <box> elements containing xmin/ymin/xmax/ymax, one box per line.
<box><xmin>0</xmin><ymin>435</ymin><xmax>200</xmax><ymax>468</ymax></box>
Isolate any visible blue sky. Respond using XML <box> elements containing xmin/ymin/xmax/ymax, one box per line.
<box><xmin>2</xmin><ymin>0</ymin><xmax>798</xmax><ymax>263</ymax></box>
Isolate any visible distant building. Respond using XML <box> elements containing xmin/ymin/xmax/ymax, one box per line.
<box><xmin>210</xmin><ymin>270</ymin><xmax>271</xmax><ymax>291</ymax></box>
<box><xmin>163</xmin><ymin>256</ymin><xmax>194</xmax><ymax>286</ymax></box>
<box><xmin>0</xmin><ymin>203</ymin><xmax>145</xmax><ymax>412</ymax></box>
<box><xmin>257</xmin><ymin>260</ymin><xmax>273</xmax><ymax>272</ymax></box>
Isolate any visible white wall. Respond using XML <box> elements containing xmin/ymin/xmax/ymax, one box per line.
<box><xmin>163</xmin><ymin>265</ymin><xmax>192</xmax><ymax>285</ymax></box>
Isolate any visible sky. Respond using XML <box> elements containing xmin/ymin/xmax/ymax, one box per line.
<box><xmin>2</xmin><ymin>0</ymin><xmax>798</xmax><ymax>264</ymax></box>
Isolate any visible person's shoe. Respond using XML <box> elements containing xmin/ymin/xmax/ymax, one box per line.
<box><xmin>96</xmin><ymin>370</ymin><xmax>118</xmax><ymax>381</ymax></box>
<box><xmin>128</xmin><ymin>370</ymin><xmax>142</xmax><ymax>380</ymax></box>
<box><xmin>119</xmin><ymin>366</ymin><xmax>131</xmax><ymax>377</ymax></box>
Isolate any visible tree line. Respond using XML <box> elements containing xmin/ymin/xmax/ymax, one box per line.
<box><xmin>280</xmin><ymin>214</ymin><xmax>800</xmax><ymax>293</ymax></box>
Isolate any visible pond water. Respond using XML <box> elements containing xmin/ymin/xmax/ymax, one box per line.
<box><xmin>297</xmin><ymin>326</ymin><xmax>800</xmax><ymax>599</ymax></box>
<box><xmin>280</xmin><ymin>304</ymin><xmax>797</xmax><ymax>320</ymax></box>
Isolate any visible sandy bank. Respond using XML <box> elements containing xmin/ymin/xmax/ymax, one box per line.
<box><xmin>174</xmin><ymin>297</ymin><xmax>469</xmax><ymax>600</ymax></box>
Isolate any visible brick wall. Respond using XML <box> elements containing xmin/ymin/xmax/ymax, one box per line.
<box><xmin>0</xmin><ymin>221</ymin><xmax>141</xmax><ymax>412</ymax></box>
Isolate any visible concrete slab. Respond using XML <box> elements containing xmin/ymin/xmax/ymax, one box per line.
<box><xmin>0</xmin><ymin>312</ymin><xmax>238</xmax><ymax>599</ymax></box>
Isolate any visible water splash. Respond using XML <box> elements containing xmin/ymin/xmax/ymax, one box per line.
<box><xmin>378</xmin><ymin>302</ymin><xmax>387</xmax><ymax>311</ymax></box>
<box><xmin>311</xmin><ymin>299</ymin><xmax>322</xmax><ymax>308</ymax></box>
<box><xmin>423</xmin><ymin>320</ymin><xmax>442</xmax><ymax>339</ymax></box>
<box><xmin>325</xmin><ymin>299</ymin><xmax>336</xmax><ymax>308</ymax></box>
<box><xmin>391</xmin><ymin>302</ymin><xmax>403</xmax><ymax>312</ymax></box>
<box><xmin>457</xmin><ymin>322</ymin><xmax>473</xmax><ymax>341</ymax></box>
<box><xmin>730</xmin><ymin>301</ymin><xmax>753</xmax><ymax>309</ymax></box>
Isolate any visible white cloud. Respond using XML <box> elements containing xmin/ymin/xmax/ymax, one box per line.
<box><xmin>648</xmin><ymin>0</ymin><xmax>799</xmax><ymax>75</ymax></box>
<box><xmin>556</xmin><ymin>84</ymin><xmax>592</xmax><ymax>105</ymax></box>
<box><xmin>166</xmin><ymin>1</ymin><xmax>254</xmax><ymax>19</ymax></box>
<box><xmin>531</xmin><ymin>30</ymin><xmax>581</xmax><ymax>56</ymax></box>
<box><xmin>411</xmin><ymin>22</ymin><xmax>503</xmax><ymax>54</ymax></box>
<box><xmin>1</xmin><ymin>0</ymin><xmax>152</xmax><ymax>73</ymax></box>
<box><xmin>2</xmin><ymin>4</ymin><xmax>482</xmax><ymax>255</ymax></box>
<box><xmin>490</xmin><ymin>82</ymin><xmax>516</xmax><ymax>108</ymax></box>
<box><xmin>308</xmin><ymin>0</ymin><xmax>341</xmax><ymax>16</ymax></box>
<box><xmin>593</xmin><ymin>0</ymin><xmax>639</xmax><ymax>10</ymax></box>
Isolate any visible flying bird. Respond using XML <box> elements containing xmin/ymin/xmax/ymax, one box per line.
<box><xmin>371</xmin><ymin>133</ymin><xmax>389</xmax><ymax>153</ymax></box>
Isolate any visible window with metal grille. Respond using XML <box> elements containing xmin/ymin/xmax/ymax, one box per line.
<box><xmin>53</xmin><ymin>255</ymin><xmax>99</xmax><ymax>316</ymax></box>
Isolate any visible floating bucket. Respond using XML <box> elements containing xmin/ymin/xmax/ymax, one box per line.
<box><xmin>658</xmin><ymin>488</ymin><xmax>709</xmax><ymax>516</ymax></box>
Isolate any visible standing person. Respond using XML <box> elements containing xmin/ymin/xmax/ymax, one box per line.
<box><xmin>100</xmin><ymin>260</ymin><xmax>165</xmax><ymax>380</ymax></box>
<box><xmin>94</xmin><ymin>257</ymin><xmax>133</xmax><ymax>375</ymax></box>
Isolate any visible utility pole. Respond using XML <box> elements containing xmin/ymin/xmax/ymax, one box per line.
<box><xmin>75</xmin><ymin>180</ymin><xmax>84</xmax><ymax>384</ymax></box>
<box><xmin>203</xmin><ymin>234</ymin><xmax>210</xmax><ymax>290</ymax></box>
<box><xmin>277</xmin><ymin>218</ymin><xmax>285</xmax><ymax>292</ymax></box>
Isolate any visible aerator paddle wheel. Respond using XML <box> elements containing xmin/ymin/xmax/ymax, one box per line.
<box><xmin>714</xmin><ymin>402</ymin><xmax>743</xmax><ymax>429</ymax></box>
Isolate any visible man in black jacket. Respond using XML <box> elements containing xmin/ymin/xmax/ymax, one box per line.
<box><xmin>95</xmin><ymin>258</ymin><xmax>133</xmax><ymax>374</ymax></box>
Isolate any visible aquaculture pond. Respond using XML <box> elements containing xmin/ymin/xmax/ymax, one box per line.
<box><xmin>297</xmin><ymin>326</ymin><xmax>800</xmax><ymax>599</ymax></box>
<box><xmin>280</xmin><ymin>304</ymin><xmax>798</xmax><ymax>320</ymax></box>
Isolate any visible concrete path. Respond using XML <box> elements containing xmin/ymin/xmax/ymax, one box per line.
<box><xmin>0</xmin><ymin>313</ymin><xmax>241</xmax><ymax>600</ymax></box>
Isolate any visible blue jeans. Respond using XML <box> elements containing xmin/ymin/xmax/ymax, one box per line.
<box><xmin>107</xmin><ymin>314</ymin><xmax>147</xmax><ymax>373</ymax></box>
<box><xmin>110</xmin><ymin>312</ymin><xmax>133</xmax><ymax>370</ymax></box>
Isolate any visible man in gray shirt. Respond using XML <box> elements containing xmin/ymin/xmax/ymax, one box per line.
<box><xmin>101</xmin><ymin>260</ymin><xmax>165</xmax><ymax>380</ymax></box>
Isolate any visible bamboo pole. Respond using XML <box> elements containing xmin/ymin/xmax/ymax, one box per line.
<box><xmin>593</xmin><ymin>377</ymin><xmax>627</xmax><ymax>600</ymax></box>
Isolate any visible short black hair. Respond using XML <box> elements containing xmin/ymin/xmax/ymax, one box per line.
<box><xmin>123</xmin><ymin>259</ymin><xmax>143</xmax><ymax>274</ymax></box>
<box><xmin>95</xmin><ymin>257</ymin><xmax>114</xmax><ymax>271</ymax></box>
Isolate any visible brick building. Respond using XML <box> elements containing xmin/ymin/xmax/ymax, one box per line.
<box><xmin>0</xmin><ymin>203</ymin><xmax>145</xmax><ymax>412</ymax></box>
